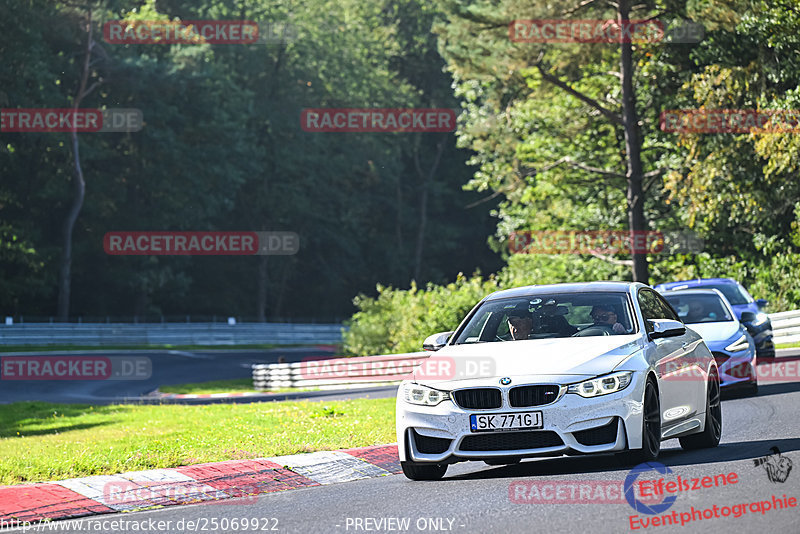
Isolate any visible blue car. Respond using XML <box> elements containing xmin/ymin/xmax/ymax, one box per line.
<box><xmin>654</xmin><ymin>278</ymin><xmax>775</xmax><ymax>360</ymax></box>
<box><xmin>659</xmin><ymin>289</ymin><xmax>758</xmax><ymax>395</ymax></box>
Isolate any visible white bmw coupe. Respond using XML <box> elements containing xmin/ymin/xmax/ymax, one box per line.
<box><xmin>396</xmin><ymin>282</ymin><xmax>721</xmax><ymax>480</ymax></box>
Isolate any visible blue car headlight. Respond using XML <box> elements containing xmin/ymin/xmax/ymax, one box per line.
<box><xmin>567</xmin><ymin>371</ymin><xmax>633</xmax><ymax>398</ymax></box>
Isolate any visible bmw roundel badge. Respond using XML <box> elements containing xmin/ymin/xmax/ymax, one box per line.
<box><xmin>500</xmin><ymin>377</ymin><xmax>512</xmax><ymax>385</ymax></box>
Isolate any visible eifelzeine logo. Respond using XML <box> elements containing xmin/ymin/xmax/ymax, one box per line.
<box><xmin>301</xmin><ymin>108</ymin><xmax>456</xmax><ymax>132</ymax></box>
<box><xmin>103</xmin><ymin>231</ymin><xmax>299</xmax><ymax>255</ymax></box>
<box><xmin>104</xmin><ymin>20</ymin><xmax>259</xmax><ymax>44</ymax></box>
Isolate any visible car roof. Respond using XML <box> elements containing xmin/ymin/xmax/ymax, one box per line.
<box><xmin>659</xmin><ymin>288</ymin><xmax>723</xmax><ymax>296</ymax></box>
<box><xmin>659</xmin><ymin>287</ymin><xmax>730</xmax><ymax>303</ymax></box>
<box><xmin>484</xmin><ymin>281</ymin><xmax>644</xmax><ymax>301</ymax></box>
<box><xmin>655</xmin><ymin>278</ymin><xmax>739</xmax><ymax>290</ymax></box>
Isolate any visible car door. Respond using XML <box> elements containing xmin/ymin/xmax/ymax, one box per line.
<box><xmin>653</xmin><ymin>291</ymin><xmax>708</xmax><ymax>419</ymax></box>
<box><xmin>637</xmin><ymin>288</ymin><xmax>694</xmax><ymax>431</ymax></box>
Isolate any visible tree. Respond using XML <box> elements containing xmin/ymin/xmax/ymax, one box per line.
<box><xmin>433</xmin><ymin>0</ymin><xmax>711</xmax><ymax>283</ymax></box>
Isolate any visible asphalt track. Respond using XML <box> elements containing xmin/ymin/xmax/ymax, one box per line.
<box><xmin>6</xmin><ymin>379</ymin><xmax>798</xmax><ymax>533</ymax></box>
<box><xmin>3</xmin><ymin>350</ymin><xmax>798</xmax><ymax>534</ymax></box>
<box><xmin>0</xmin><ymin>347</ymin><xmax>385</xmax><ymax>404</ymax></box>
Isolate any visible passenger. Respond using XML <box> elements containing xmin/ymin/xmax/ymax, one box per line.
<box><xmin>590</xmin><ymin>305</ymin><xmax>628</xmax><ymax>334</ymax></box>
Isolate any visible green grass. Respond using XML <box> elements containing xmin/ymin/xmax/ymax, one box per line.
<box><xmin>0</xmin><ymin>399</ymin><xmax>395</xmax><ymax>485</ymax></box>
<box><xmin>158</xmin><ymin>379</ymin><xmax>319</xmax><ymax>395</ymax></box>
<box><xmin>776</xmin><ymin>342</ymin><xmax>800</xmax><ymax>349</ymax></box>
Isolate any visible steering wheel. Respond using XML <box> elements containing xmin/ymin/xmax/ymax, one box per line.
<box><xmin>572</xmin><ymin>325</ymin><xmax>613</xmax><ymax>337</ymax></box>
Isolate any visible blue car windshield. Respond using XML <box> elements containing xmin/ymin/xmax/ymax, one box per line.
<box><xmin>453</xmin><ymin>292</ymin><xmax>635</xmax><ymax>344</ymax></box>
<box><xmin>689</xmin><ymin>283</ymin><xmax>753</xmax><ymax>305</ymax></box>
<box><xmin>663</xmin><ymin>293</ymin><xmax>734</xmax><ymax>323</ymax></box>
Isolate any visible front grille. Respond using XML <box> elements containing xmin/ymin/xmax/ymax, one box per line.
<box><xmin>459</xmin><ymin>431</ymin><xmax>563</xmax><ymax>451</ymax></box>
<box><xmin>453</xmin><ymin>388</ymin><xmax>502</xmax><ymax>409</ymax></box>
<box><xmin>509</xmin><ymin>385</ymin><xmax>561</xmax><ymax>407</ymax></box>
<box><xmin>412</xmin><ymin>429</ymin><xmax>452</xmax><ymax>454</ymax></box>
<box><xmin>573</xmin><ymin>418</ymin><xmax>618</xmax><ymax>446</ymax></box>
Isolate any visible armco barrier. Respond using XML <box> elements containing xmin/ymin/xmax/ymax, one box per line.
<box><xmin>770</xmin><ymin>310</ymin><xmax>800</xmax><ymax>345</ymax></box>
<box><xmin>252</xmin><ymin>352</ymin><xmax>429</xmax><ymax>389</ymax></box>
<box><xmin>0</xmin><ymin>323</ymin><xmax>344</xmax><ymax>346</ymax></box>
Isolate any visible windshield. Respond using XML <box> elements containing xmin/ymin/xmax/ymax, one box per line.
<box><xmin>453</xmin><ymin>292</ymin><xmax>636</xmax><ymax>344</ymax></box>
<box><xmin>662</xmin><ymin>293</ymin><xmax>734</xmax><ymax>323</ymax></box>
<box><xmin>690</xmin><ymin>283</ymin><xmax>753</xmax><ymax>305</ymax></box>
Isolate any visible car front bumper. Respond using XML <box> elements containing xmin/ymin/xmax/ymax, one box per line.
<box><xmin>711</xmin><ymin>348</ymin><xmax>758</xmax><ymax>389</ymax></box>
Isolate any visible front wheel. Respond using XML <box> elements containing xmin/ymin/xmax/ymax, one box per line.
<box><xmin>679</xmin><ymin>371</ymin><xmax>722</xmax><ymax>450</ymax></box>
<box><xmin>401</xmin><ymin>461</ymin><xmax>447</xmax><ymax>481</ymax></box>
<box><xmin>616</xmin><ymin>379</ymin><xmax>661</xmax><ymax>465</ymax></box>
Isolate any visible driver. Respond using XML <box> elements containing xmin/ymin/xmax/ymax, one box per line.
<box><xmin>506</xmin><ymin>312</ymin><xmax>533</xmax><ymax>340</ymax></box>
<box><xmin>685</xmin><ymin>301</ymin><xmax>706</xmax><ymax>323</ymax></box>
<box><xmin>590</xmin><ymin>305</ymin><xmax>628</xmax><ymax>334</ymax></box>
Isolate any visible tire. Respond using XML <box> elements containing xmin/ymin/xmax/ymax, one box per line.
<box><xmin>401</xmin><ymin>461</ymin><xmax>448</xmax><ymax>481</ymax></box>
<box><xmin>616</xmin><ymin>378</ymin><xmax>661</xmax><ymax>465</ymax></box>
<box><xmin>679</xmin><ymin>371</ymin><xmax>722</xmax><ymax>450</ymax></box>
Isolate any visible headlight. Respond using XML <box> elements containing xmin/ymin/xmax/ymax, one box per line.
<box><xmin>403</xmin><ymin>383</ymin><xmax>451</xmax><ymax>406</ymax></box>
<box><xmin>567</xmin><ymin>371</ymin><xmax>633</xmax><ymax>398</ymax></box>
<box><xmin>725</xmin><ymin>334</ymin><xmax>749</xmax><ymax>352</ymax></box>
<box><xmin>752</xmin><ymin>312</ymin><xmax>769</xmax><ymax>326</ymax></box>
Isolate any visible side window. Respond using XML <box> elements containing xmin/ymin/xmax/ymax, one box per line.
<box><xmin>637</xmin><ymin>289</ymin><xmax>663</xmax><ymax>333</ymax></box>
<box><xmin>654</xmin><ymin>292</ymin><xmax>680</xmax><ymax>322</ymax></box>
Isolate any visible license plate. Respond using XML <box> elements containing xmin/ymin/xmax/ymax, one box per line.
<box><xmin>469</xmin><ymin>411</ymin><xmax>542</xmax><ymax>432</ymax></box>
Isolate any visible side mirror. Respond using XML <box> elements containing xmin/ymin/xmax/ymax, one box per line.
<box><xmin>648</xmin><ymin>319</ymin><xmax>686</xmax><ymax>340</ymax></box>
<box><xmin>755</xmin><ymin>299</ymin><xmax>768</xmax><ymax>309</ymax></box>
<box><xmin>740</xmin><ymin>311</ymin><xmax>757</xmax><ymax>323</ymax></box>
<box><xmin>422</xmin><ymin>331</ymin><xmax>453</xmax><ymax>351</ymax></box>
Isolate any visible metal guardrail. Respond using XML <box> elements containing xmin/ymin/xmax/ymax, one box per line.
<box><xmin>253</xmin><ymin>352</ymin><xmax>429</xmax><ymax>390</ymax></box>
<box><xmin>0</xmin><ymin>323</ymin><xmax>344</xmax><ymax>346</ymax></box>
<box><xmin>770</xmin><ymin>310</ymin><xmax>800</xmax><ymax>345</ymax></box>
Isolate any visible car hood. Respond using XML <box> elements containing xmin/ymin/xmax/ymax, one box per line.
<box><xmin>685</xmin><ymin>321</ymin><xmax>741</xmax><ymax>343</ymax></box>
<box><xmin>411</xmin><ymin>335</ymin><xmax>642</xmax><ymax>389</ymax></box>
